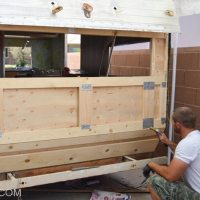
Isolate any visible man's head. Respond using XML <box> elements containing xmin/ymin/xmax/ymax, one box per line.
<box><xmin>172</xmin><ymin>107</ymin><xmax>196</xmax><ymax>134</ymax></box>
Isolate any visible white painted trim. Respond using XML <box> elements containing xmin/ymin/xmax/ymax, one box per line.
<box><xmin>0</xmin><ymin>0</ymin><xmax>179</xmax><ymax>33</ymax></box>
<box><xmin>0</xmin><ymin>156</ymin><xmax>167</xmax><ymax>190</ymax></box>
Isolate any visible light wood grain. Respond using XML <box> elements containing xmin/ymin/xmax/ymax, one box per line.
<box><xmin>0</xmin><ymin>130</ymin><xmax>155</xmax><ymax>153</ymax></box>
<box><xmin>0</xmin><ymin>89</ymin><xmax>4</xmax><ymax>134</ymax></box>
<box><xmin>0</xmin><ymin>138</ymin><xmax>158</xmax><ymax>173</ymax></box>
<box><xmin>0</xmin><ymin>77</ymin><xmax>164</xmax><ymax>89</ymax></box>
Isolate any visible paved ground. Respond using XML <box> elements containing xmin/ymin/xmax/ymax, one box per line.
<box><xmin>21</xmin><ymin>191</ymin><xmax>151</xmax><ymax>200</ymax></box>
<box><xmin>2</xmin><ymin>169</ymin><xmax>152</xmax><ymax>200</ymax></box>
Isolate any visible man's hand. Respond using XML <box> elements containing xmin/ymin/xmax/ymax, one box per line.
<box><xmin>158</xmin><ymin>133</ymin><xmax>170</xmax><ymax>145</ymax></box>
<box><xmin>143</xmin><ymin>164</ymin><xmax>154</xmax><ymax>179</ymax></box>
<box><xmin>158</xmin><ymin>133</ymin><xmax>177</xmax><ymax>151</ymax></box>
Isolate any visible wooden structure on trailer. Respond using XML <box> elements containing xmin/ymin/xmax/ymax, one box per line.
<box><xmin>0</xmin><ymin>0</ymin><xmax>179</xmax><ymax>190</ymax></box>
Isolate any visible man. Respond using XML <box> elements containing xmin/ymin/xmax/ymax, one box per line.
<box><xmin>147</xmin><ymin>107</ymin><xmax>200</xmax><ymax>200</ymax></box>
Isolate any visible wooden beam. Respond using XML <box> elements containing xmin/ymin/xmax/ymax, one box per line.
<box><xmin>0</xmin><ymin>25</ymin><xmax>167</xmax><ymax>38</ymax></box>
<box><xmin>143</xmin><ymin>86</ymin><xmax>155</xmax><ymax>120</ymax></box>
<box><xmin>0</xmin><ymin>138</ymin><xmax>158</xmax><ymax>173</ymax></box>
<box><xmin>0</xmin><ymin>130</ymin><xmax>155</xmax><ymax>153</ymax></box>
<box><xmin>0</xmin><ymin>156</ymin><xmax>167</xmax><ymax>190</ymax></box>
<box><xmin>0</xmin><ymin>120</ymin><xmax>163</xmax><ymax>145</ymax></box>
<box><xmin>150</xmin><ymin>37</ymin><xmax>168</xmax><ymax>77</ymax></box>
<box><xmin>0</xmin><ymin>76</ymin><xmax>165</xmax><ymax>89</ymax></box>
<box><xmin>14</xmin><ymin>157</ymin><xmax>123</xmax><ymax>178</ymax></box>
<box><xmin>0</xmin><ymin>32</ymin><xmax>3</xmax><ymax>77</ymax></box>
<box><xmin>0</xmin><ymin>89</ymin><xmax>4</xmax><ymax>137</ymax></box>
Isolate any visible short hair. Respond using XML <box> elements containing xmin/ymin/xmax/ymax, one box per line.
<box><xmin>173</xmin><ymin>107</ymin><xmax>196</xmax><ymax>129</ymax></box>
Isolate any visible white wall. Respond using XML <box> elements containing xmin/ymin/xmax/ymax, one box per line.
<box><xmin>171</xmin><ymin>14</ymin><xmax>200</xmax><ymax>48</ymax></box>
<box><xmin>177</xmin><ymin>14</ymin><xmax>200</xmax><ymax>47</ymax></box>
<box><xmin>176</xmin><ymin>0</ymin><xmax>200</xmax><ymax>16</ymax></box>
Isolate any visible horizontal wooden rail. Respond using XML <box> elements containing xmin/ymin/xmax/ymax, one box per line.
<box><xmin>0</xmin><ymin>76</ymin><xmax>165</xmax><ymax>89</ymax></box>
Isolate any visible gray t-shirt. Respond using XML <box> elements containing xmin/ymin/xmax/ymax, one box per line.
<box><xmin>175</xmin><ymin>130</ymin><xmax>200</xmax><ymax>193</ymax></box>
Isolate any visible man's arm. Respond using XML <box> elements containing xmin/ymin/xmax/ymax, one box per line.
<box><xmin>159</xmin><ymin>133</ymin><xmax>177</xmax><ymax>152</ymax></box>
<box><xmin>148</xmin><ymin>158</ymin><xmax>188</xmax><ymax>182</ymax></box>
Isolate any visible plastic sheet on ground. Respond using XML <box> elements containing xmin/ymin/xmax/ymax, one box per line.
<box><xmin>90</xmin><ymin>190</ymin><xmax>132</xmax><ymax>200</ymax></box>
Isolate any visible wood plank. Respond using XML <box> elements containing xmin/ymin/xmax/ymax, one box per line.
<box><xmin>151</xmin><ymin>38</ymin><xmax>168</xmax><ymax>76</ymax></box>
<box><xmin>0</xmin><ymin>25</ymin><xmax>167</xmax><ymax>38</ymax></box>
<box><xmin>0</xmin><ymin>135</ymin><xmax>156</xmax><ymax>156</ymax></box>
<box><xmin>0</xmin><ymin>138</ymin><xmax>158</xmax><ymax>173</ymax></box>
<box><xmin>0</xmin><ymin>89</ymin><xmax>4</xmax><ymax>136</ymax></box>
<box><xmin>14</xmin><ymin>157</ymin><xmax>122</xmax><ymax>178</ymax></box>
<box><xmin>0</xmin><ymin>32</ymin><xmax>3</xmax><ymax>77</ymax></box>
<box><xmin>79</xmin><ymin>85</ymin><xmax>93</xmax><ymax>127</ymax></box>
<box><xmin>0</xmin><ymin>156</ymin><xmax>167</xmax><ymax>190</ymax></box>
<box><xmin>0</xmin><ymin>130</ymin><xmax>155</xmax><ymax>153</ymax></box>
<box><xmin>0</xmin><ymin>0</ymin><xmax>179</xmax><ymax>33</ymax></box>
<box><xmin>143</xmin><ymin>87</ymin><xmax>155</xmax><ymax>119</ymax></box>
<box><xmin>0</xmin><ymin>120</ymin><xmax>163</xmax><ymax>145</ymax></box>
<box><xmin>154</xmin><ymin>86</ymin><xmax>161</xmax><ymax>119</ymax></box>
<box><xmin>0</xmin><ymin>76</ymin><xmax>165</xmax><ymax>89</ymax></box>
<box><xmin>160</xmin><ymin>83</ymin><xmax>167</xmax><ymax>120</ymax></box>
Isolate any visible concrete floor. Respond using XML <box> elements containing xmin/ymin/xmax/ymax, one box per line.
<box><xmin>3</xmin><ymin>169</ymin><xmax>152</xmax><ymax>200</ymax></box>
<box><xmin>21</xmin><ymin>191</ymin><xmax>151</xmax><ymax>200</ymax></box>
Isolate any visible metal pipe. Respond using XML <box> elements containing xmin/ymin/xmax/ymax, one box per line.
<box><xmin>168</xmin><ymin>33</ymin><xmax>179</xmax><ymax>164</ymax></box>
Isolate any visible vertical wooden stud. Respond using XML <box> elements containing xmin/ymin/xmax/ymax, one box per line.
<box><xmin>0</xmin><ymin>32</ymin><xmax>4</xmax><ymax>77</ymax></box>
<box><xmin>79</xmin><ymin>84</ymin><xmax>93</xmax><ymax>128</ymax></box>
<box><xmin>151</xmin><ymin>36</ymin><xmax>168</xmax><ymax>77</ymax></box>
<box><xmin>143</xmin><ymin>84</ymin><xmax>155</xmax><ymax>123</ymax></box>
<box><xmin>0</xmin><ymin>89</ymin><xmax>4</xmax><ymax>136</ymax></box>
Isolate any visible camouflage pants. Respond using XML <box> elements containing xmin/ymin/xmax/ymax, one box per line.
<box><xmin>148</xmin><ymin>174</ymin><xmax>200</xmax><ymax>200</ymax></box>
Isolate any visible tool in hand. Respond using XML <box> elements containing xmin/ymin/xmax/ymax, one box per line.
<box><xmin>140</xmin><ymin>163</ymin><xmax>155</xmax><ymax>185</ymax></box>
<box><xmin>149</xmin><ymin>127</ymin><xmax>168</xmax><ymax>147</ymax></box>
<box><xmin>149</xmin><ymin>127</ymin><xmax>163</xmax><ymax>136</ymax></box>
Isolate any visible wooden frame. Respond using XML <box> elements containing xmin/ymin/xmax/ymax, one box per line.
<box><xmin>0</xmin><ymin>74</ymin><xmax>168</xmax><ymax>172</ymax></box>
<box><xmin>0</xmin><ymin>28</ymin><xmax>169</xmax><ymax>190</ymax></box>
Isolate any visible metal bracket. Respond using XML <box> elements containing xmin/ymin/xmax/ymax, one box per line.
<box><xmin>161</xmin><ymin>117</ymin><xmax>166</xmax><ymax>124</ymax></box>
<box><xmin>161</xmin><ymin>82</ymin><xmax>167</xmax><ymax>88</ymax></box>
<box><xmin>143</xmin><ymin>118</ymin><xmax>154</xmax><ymax>129</ymax></box>
<box><xmin>144</xmin><ymin>82</ymin><xmax>155</xmax><ymax>90</ymax></box>
<box><xmin>81</xmin><ymin>124</ymin><xmax>91</xmax><ymax>130</ymax></box>
<box><xmin>81</xmin><ymin>84</ymin><xmax>92</xmax><ymax>91</ymax></box>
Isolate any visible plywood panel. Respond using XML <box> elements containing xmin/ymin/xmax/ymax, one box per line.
<box><xmin>92</xmin><ymin>86</ymin><xmax>143</xmax><ymax>125</ymax></box>
<box><xmin>4</xmin><ymin>88</ymin><xmax>78</xmax><ymax>132</ymax></box>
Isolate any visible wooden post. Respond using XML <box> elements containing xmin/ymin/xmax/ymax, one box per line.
<box><xmin>79</xmin><ymin>83</ymin><xmax>93</xmax><ymax>128</ymax></box>
<box><xmin>150</xmin><ymin>35</ymin><xmax>168</xmax><ymax>125</ymax></box>
<box><xmin>151</xmin><ymin>36</ymin><xmax>168</xmax><ymax>77</ymax></box>
<box><xmin>0</xmin><ymin>32</ymin><xmax>4</xmax><ymax>77</ymax></box>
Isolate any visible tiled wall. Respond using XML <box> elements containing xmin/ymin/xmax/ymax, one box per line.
<box><xmin>111</xmin><ymin>49</ymin><xmax>151</xmax><ymax>76</ymax></box>
<box><xmin>170</xmin><ymin>47</ymin><xmax>200</xmax><ymax>129</ymax></box>
<box><xmin>112</xmin><ymin>47</ymin><xmax>200</xmax><ymax>129</ymax></box>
